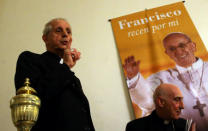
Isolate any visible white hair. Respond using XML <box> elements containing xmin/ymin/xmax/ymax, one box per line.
<box><xmin>42</xmin><ymin>18</ymin><xmax>68</xmax><ymax>36</ymax></box>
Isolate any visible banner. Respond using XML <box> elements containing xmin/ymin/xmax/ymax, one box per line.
<box><xmin>111</xmin><ymin>2</ymin><xmax>208</xmax><ymax>131</ymax></box>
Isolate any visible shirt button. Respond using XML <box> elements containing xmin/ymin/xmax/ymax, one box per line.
<box><xmin>84</xmin><ymin>127</ymin><xmax>90</xmax><ymax>131</ymax></box>
<box><xmin>82</xmin><ymin>108</ymin><xmax>87</xmax><ymax>113</ymax></box>
<box><xmin>72</xmin><ymin>83</ymin><xmax>75</xmax><ymax>87</ymax></box>
<box><xmin>66</xmin><ymin>80</ymin><xmax>70</xmax><ymax>83</ymax></box>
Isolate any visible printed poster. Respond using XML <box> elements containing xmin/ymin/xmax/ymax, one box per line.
<box><xmin>111</xmin><ymin>2</ymin><xmax>208</xmax><ymax>131</ymax></box>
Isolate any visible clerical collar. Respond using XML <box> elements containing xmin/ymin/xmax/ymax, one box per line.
<box><xmin>175</xmin><ymin>58</ymin><xmax>203</xmax><ymax>74</ymax></box>
<box><xmin>164</xmin><ymin>120</ymin><xmax>170</xmax><ymax>125</ymax></box>
<box><xmin>59</xmin><ymin>58</ymin><xmax>63</xmax><ymax>64</ymax></box>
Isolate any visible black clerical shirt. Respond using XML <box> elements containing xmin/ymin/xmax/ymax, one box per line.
<box><xmin>15</xmin><ymin>51</ymin><xmax>95</xmax><ymax>131</ymax></box>
<box><xmin>126</xmin><ymin>110</ymin><xmax>186</xmax><ymax>131</ymax></box>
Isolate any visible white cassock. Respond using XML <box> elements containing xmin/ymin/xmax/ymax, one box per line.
<box><xmin>127</xmin><ymin>58</ymin><xmax>208</xmax><ymax>131</ymax></box>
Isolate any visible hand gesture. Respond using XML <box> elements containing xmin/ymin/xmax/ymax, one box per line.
<box><xmin>123</xmin><ymin>56</ymin><xmax>140</xmax><ymax>79</ymax></box>
<box><xmin>63</xmin><ymin>45</ymin><xmax>81</xmax><ymax>68</ymax></box>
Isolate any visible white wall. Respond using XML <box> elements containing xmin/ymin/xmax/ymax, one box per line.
<box><xmin>0</xmin><ymin>0</ymin><xmax>208</xmax><ymax>130</ymax></box>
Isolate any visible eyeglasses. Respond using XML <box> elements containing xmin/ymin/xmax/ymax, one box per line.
<box><xmin>167</xmin><ymin>41</ymin><xmax>191</xmax><ymax>52</ymax></box>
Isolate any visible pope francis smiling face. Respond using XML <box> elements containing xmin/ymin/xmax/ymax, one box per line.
<box><xmin>163</xmin><ymin>32</ymin><xmax>197</xmax><ymax>68</ymax></box>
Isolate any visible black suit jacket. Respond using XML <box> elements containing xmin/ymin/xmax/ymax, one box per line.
<box><xmin>126</xmin><ymin>110</ymin><xmax>187</xmax><ymax>131</ymax></box>
<box><xmin>15</xmin><ymin>51</ymin><xmax>95</xmax><ymax>131</ymax></box>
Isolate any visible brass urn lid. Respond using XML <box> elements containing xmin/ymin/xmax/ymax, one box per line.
<box><xmin>16</xmin><ymin>78</ymin><xmax>37</xmax><ymax>95</ymax></box>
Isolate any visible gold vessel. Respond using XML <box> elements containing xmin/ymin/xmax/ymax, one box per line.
<box><xmin>10</xmin><ymin>78</ymin><xmax>41</xmax><ymax>131</ymax></box>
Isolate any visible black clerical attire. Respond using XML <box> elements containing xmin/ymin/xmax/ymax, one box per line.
<box><xmin>15</xmin><ymin>51</ymin><xmax>95</xmax><ymax>131</ymax></box>
<box><xmin>126</xmin><ymin>110</ymin><xmax>187</xmax><ymax>131</ymax></box>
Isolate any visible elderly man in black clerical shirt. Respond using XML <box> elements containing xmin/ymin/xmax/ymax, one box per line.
<box><xmin>126</xmin><ymin>83</ymin><xmax>196</xmax><ymax>131</ymax></box>
<box><xmin>15</xmin><ymin>18</ymin><xmax>95</xmax><ymax>131</ymax></box>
